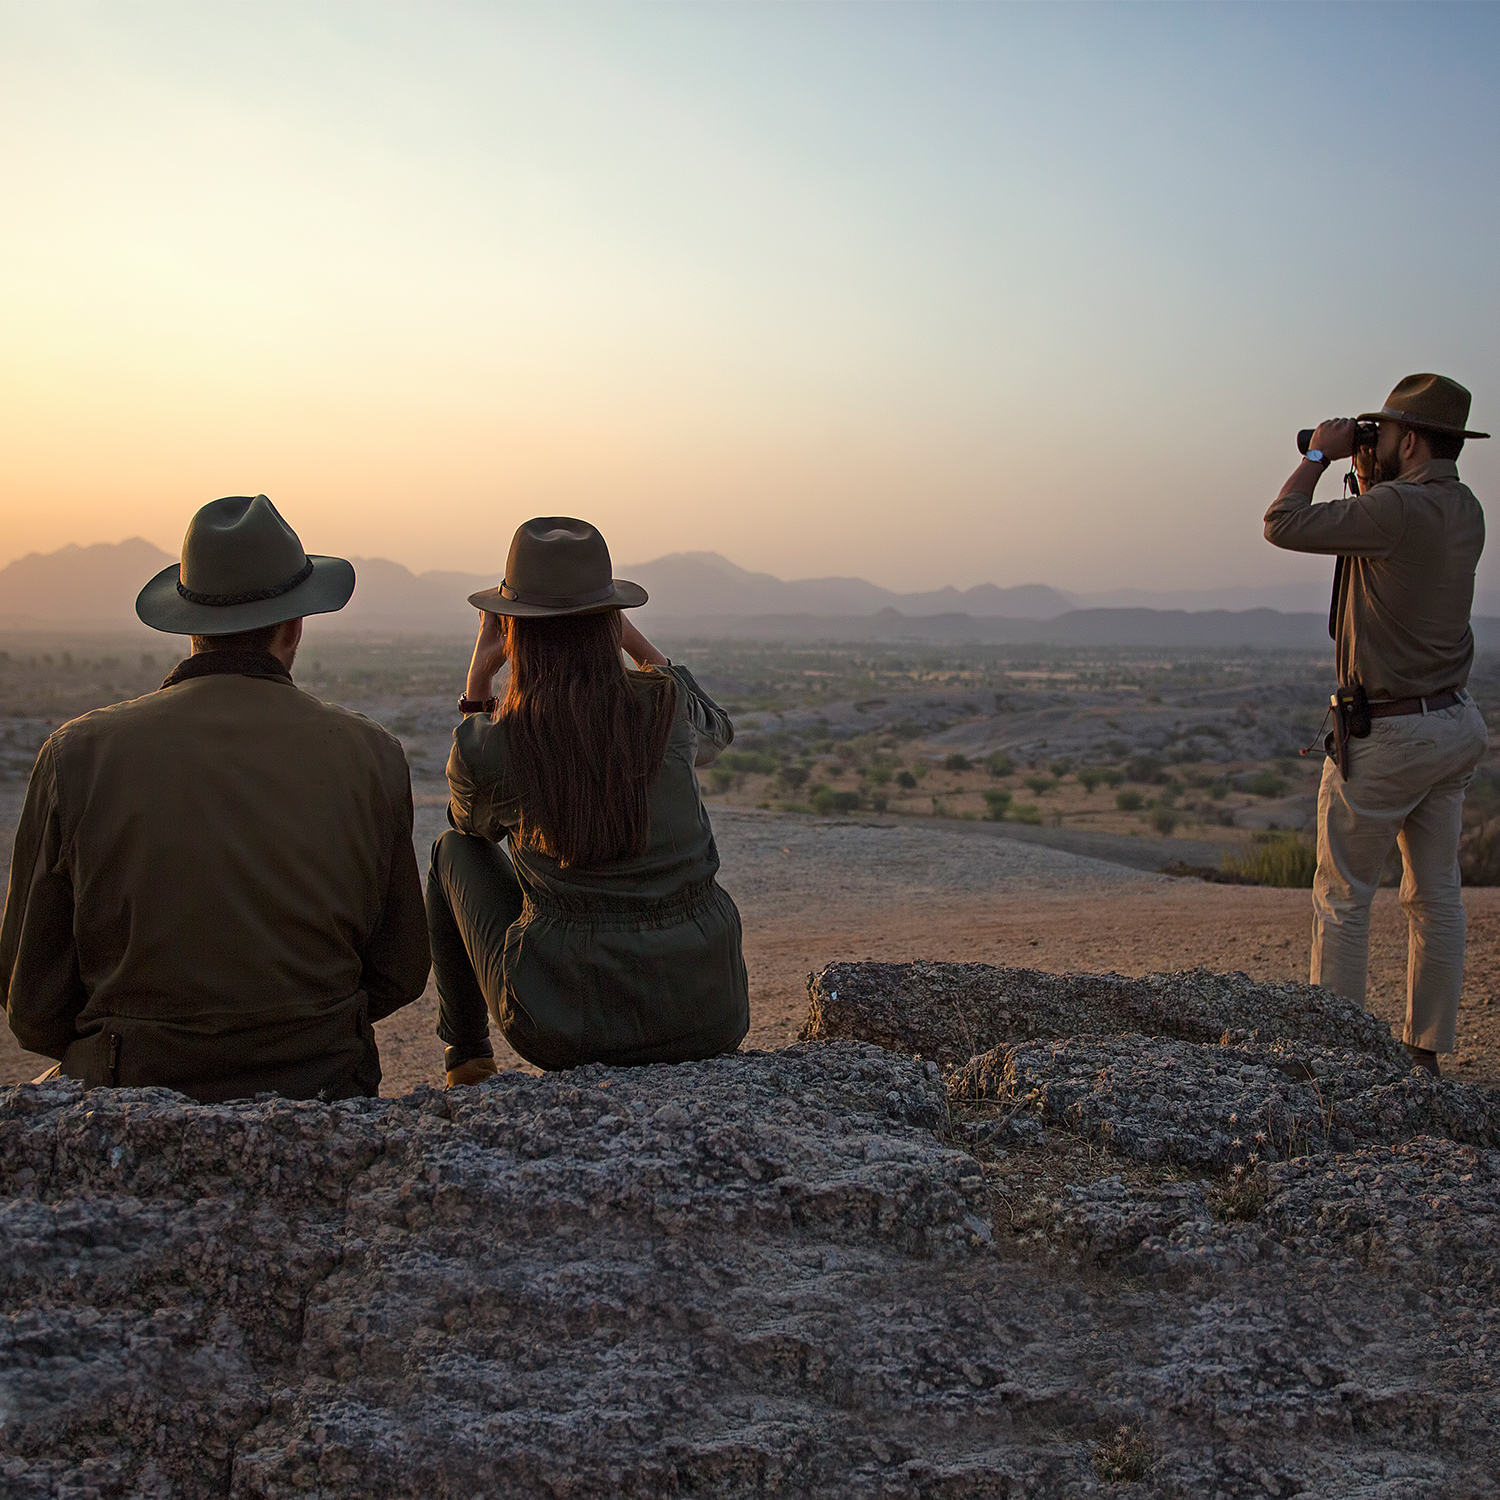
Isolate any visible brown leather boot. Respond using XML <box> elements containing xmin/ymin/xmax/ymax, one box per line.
<box><xmin>446</xmin><ymin>1056</ymin><xmax>499</xmax><ymax>1088</ymax></box>
<box><xmin>1405</xmin><ymin>1045</ymin><xmax>1441</xmax><ymax>1079</ymax></box>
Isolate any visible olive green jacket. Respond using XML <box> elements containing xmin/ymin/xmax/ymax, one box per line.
<box><xmin>447</xmin><ymin>663</ymin><xmax>749</xmax><ymax>1068</ymax></box>
<box><xmin>1</xmin><ymin>654</ymin><xmax>430</xmax><ymax>1102</ymax></box>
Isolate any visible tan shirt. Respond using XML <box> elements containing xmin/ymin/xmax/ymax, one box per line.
<box><xmin>1</xmin><ymin>661</ymin><xmax>430</xmax><ymax>1099</ymax></box>
<box><xmin>1264</xmin><ymin>459</ymin><xmax>1485</xmax><ymax>699</ymax></box>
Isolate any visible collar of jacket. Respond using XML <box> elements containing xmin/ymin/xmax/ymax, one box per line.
<box><xmin>1392</xmin><ymin>459</ymin><xmax>1460</xmax><ymax>486</ymax></box>
<box><xmin>159</xmin><ymin>650</ymin><xmax>294</xmax><ymax>691</ymax></box>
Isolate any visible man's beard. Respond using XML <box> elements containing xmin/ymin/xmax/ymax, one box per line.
<box><xmin>1374</xmin><ymin>449</ymin><xmax>1406</xmax><ymax>484</ymax></box>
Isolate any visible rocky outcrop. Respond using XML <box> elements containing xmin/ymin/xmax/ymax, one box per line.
<box><xmin>802</xmin><ymin>959</ymin><xmax>1407</xmax><ymax>1067</ymax></box>
<box><xmin>2</xmin><ymin>976</ymin><xmax>1497</xmax><ymax>1496</ymax></box>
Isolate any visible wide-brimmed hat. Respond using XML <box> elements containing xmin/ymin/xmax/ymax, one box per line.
<box><xmin>467</xmin><ymin>517</ymin><xmax>648</xmax><ymax>618</ymax></box>
<box><xmin>136</xmin><ymin>495</ymin><xmax>356</xmax><ymax>635</ymax></box>
<box><xmin>1357</xmin><ymin>373</ymin><xmax>1490</xmax><ymax>439</ymax></box>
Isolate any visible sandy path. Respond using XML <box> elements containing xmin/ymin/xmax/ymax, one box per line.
<box><xmin>4</xmin><ymin>809</ymin><xmax>1498</xmax><ymax>1093</ymax></box>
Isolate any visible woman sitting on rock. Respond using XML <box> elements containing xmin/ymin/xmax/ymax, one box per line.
<box><xmin>428</xmin><ymin>516</ymin><xmax>750</xmax><ymax>1085</ymax></box>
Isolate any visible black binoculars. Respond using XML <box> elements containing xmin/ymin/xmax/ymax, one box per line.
<box><xmin>1297</xmin><ymin>422</ymin><xmax>1379</xmax><ymax>456</ymax></box>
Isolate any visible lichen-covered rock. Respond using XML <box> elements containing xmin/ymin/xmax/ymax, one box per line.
<box><xmin>2</xmin><ymin>1041</ymin><xmax>1497</xmax><ymax>1497</ymax></box>
<box><xmin>803</xmin><ymin>960</ymin><xmax>1406</xmax><ymax>1067</ymax></box>
<box><xmin>951</xmin><ymin>1034</ymin><xmax>1500</xmax><ymax>1167</ymax></box>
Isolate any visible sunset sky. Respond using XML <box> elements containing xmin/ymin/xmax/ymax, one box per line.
<box><xmin>3</xmin><ymin>2</ymin><xmax>1497</xmax><ymax>594</ymax></box>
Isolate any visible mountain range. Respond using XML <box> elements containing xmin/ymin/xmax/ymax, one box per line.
<box><xmin>3</xmin><ymin>538</ymin><xmax>1496</xmax><ymax>647</ymax></box>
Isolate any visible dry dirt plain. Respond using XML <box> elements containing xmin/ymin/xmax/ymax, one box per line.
<box><xmin>2</xmin><ymin>634</ymin><xmax>1498</xmax><ymax>1097</ymax></box>
<box><xmin>4</xmin><ymin>803</ymin><xmax>1497</xmax><ymax>1094</ymax></box>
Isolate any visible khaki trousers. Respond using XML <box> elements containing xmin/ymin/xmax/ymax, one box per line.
<box><xmin>1312</xmin><ymin>695</ymin><xmax>1488</xmax><ymax>1053</ymax></box>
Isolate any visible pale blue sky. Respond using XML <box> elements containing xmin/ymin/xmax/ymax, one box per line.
<box><xmin>2</xmin><ymin>1</ymin><xmax>1497</xmax><ymax>593</ymax></box>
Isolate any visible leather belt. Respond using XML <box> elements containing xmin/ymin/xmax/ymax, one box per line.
<box><xmin>1367</xmin><ymin>689</ymin><xmax>1462</xmax><ymax>719</ymax></box>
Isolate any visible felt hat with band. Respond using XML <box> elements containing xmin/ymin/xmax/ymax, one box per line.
<box><xmin>1357</xmin><ymin>373</ymin><xmax>1490</xmax><ymax>439</ymax></box>
<box><xmin>468</xmin><ymin>517</ymin><xmax>648</xmax><ymax>618</ymax></box>
<box><xmin>136</xmin><ymin>495</ymin><xmax>356</xmax><ymax>635</ymax></box>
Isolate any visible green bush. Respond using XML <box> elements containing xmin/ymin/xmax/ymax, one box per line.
<box><xmin>896</xmin><ymin>770</ymin><xmax>918</xmax><ymax>789</ymax></box>
<box><xmin>1116</xmin><ymin>790</ymin><xmax>1145</xmax><ymax>812</ymax></box>
<box><xmin>1151</xmin><ymin>807</ymin><xmax>1179</xmax><ymax>835</ymax></box>
<box><xmin>719</xmin><ymin>749</ymin><xmax>778</xmax><ymax>775</ymax></box>
<box><xmin>1244</xmin><ymin>771</ymin><xmax>1290</xmax><ymax>798</ymax></box>
<box><xmin>983</xmin><ymin>788</ymin><xmax>1012</xmax><ymax>821</ymax></box>
<box><xmin>1077</xmin><ymin>768</ymin><xmax>1103</xmax><ymax>794</ymax></box>
<box><xmin>1101</xmin><ymin>768</ymin><xmax>1125</xmax><ymax>787</ymax></box>
<box><xmin>778</xmin><ymin>764</ymin><xmax>810</xmax><ymax>792</ymax></box>
<box><xmin>944</xmin><ymin>753</ymin><xmax>972</xmax><ymax>771</ymax></box>
<box><xmin>986</xmin><ymin>752</ymin><xmax>1015</xmax><ymax>778</ymax></box>
<box><xmin>809</xmin><ymin>785</ymin><xmax>835</xmax><ymax>814</ymax></box>
<box><xmin>1208</xmin><ymin>780</ymin><xmax>1229</xmax><ymax>800</ymax></box>
<box><xmin>1223</xmin><ymin>833</ymin><xmax>1317</xmax><ymax>887</ymax></box>
<box><xmin>1010</xmin><ymin>801</ymin><xmax>1043</xmax><ymax>825</ymax></box>
<box><xmin>1126</xmin><ymin>754</ymin><xmax>1168</xmax><ymax>784</ymax></box>
<box><xmin>1050</xmin><ymin>757</ymin><xmax>1073</xmax><ymax>776</ymax></box>
<box><xmin>709</xmin><ymin>768</ymin><xmax>734</xmax><ymax>794</ymax></box>
<box><xmin>1024</xmin><ymin>773</ymin><xmax>1057</xmax><ymax>796</ymax></box>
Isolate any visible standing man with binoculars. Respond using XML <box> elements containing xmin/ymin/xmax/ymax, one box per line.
<box><xmin>1264</xmin><ymin>374</ymin><xmax>1489</xmax><ymax>1077</ymax></box>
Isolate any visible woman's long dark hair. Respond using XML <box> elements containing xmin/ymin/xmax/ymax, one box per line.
<box><xmin>500</xmin><ymin>608</ymin><xmax>677</xmax><ymax>867</ymax></box>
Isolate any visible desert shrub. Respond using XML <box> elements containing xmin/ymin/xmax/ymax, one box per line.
<box><xmin>1125</xmin><ymin>754</ymin><xmax>1167</xmax><ymax>784</ymax></box>
<box><xmin>892</xmin><ymin>718</ymin><xmax>923</xmax><ymax>739</ymax></box>
<box><xmin>1460</xmin><ymin>816</ymin><xmax>1500</xmax><ymax>885</ymax></box>
<box><xmin>709</xmin><ymin>769</ymin><xmax>734</xmax><ymax>794</ymax></box>
<box><xmin>1243</xmin><ymin>771</ymin><xmax>1290</xmax><ymax>798</ymax></box>
<box><xmin>778</xmin><ymin>764</ymin><xmax>810</xmax><ymax>792</ymax></box>
<box><xmin>896</xmin><ymin>770</ymin><xmax>918</xmax><ymax>789</ymax></box>
<box><xmin>719</xmin><ymin>749</ymin><xmax>778</xmax><ymax>775</ymax></box>
<box><xmin>1077</xmin><ymin>768</ymin><xmax>1103</xmax><ymax>794</ymax></box>
<box><xmin>870</xmin><ymin>792</ymin><xmax>889</xmax><ymax>813</ymax></box>
<box><xmin>1010</xmin><ymin>801</ymin><xmax>1043</xmax><ymax>825</ymax></box>
<box><xmin>944</xmin><ymin>753</ymin><xmax>972</xmax><ymax>772</ymax></box>
<box><xmin>1023</xmin><ymin>773</ymin><xmax>1057</xmax><ymax>796</ymax></box>
<box><xmin>986</xmin><ymin>752</ymin><xmax>1015</xmax><ymax>777</ymax></box>
<box><xmin>809</xmin><ymin>785</ymin><xmax>835</xmax><ymax>814</ymax></box>
<box><xmin>1101</xmin><ymin>768</ymin><xmax>1125</xmax><ymax>788</ymax></box>
<box><xmin>1093</xmin><ymin>1424</ymin><xmax>1156</xmax><ymax>1484</ymax></box>
<box><xmin>1116</xmin><ymin>790</ymin><xmax>1145</xmax><ymax>812</ymax></box>
<box><xmin>832</xmin><ymin>790</ymin><xmax>861</xmax><ymax>813</ymax></box>
<box><xmin>983</xmin><ymin>788</ymin><xmax>1012</xmax><ymax>821</ymax></box>
<box><xmin>1050</xmin><ymin>756</ymin><xmax>1073</xmax><ymax>776</ymax></box>
<box><xmin>1151</xmin><ymin>807</ymin><xmax>1179</xmax><ymax>835</ymax></box>
<box><xmin>1223</xmin><ymin>833</ymin><xmax>1316</xmax><ymax>887</ymax></box>
<box><xmin>1208</xmin><ymin>780</ymin><xmax>1229</xmax><ymax>800</ymax></box>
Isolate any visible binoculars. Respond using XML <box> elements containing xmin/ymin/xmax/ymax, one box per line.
<box><xmin>1297</xmin><ymin>422</ymin><xmax>1379</xmax><ymax>456</ymax></box>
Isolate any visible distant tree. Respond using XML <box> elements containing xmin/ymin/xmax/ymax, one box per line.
<box><xmin>986</xmin><ymin>752</ymin><xmax>1015</xmax><ymax>778</ymax></box>
<box><xmin>778</xmin><ymin>764</ymin><xmax>810</xmax><ymax>792</ymax></box>
<box><xmin>1151</xmin><ymin>808</ymin><xmax>1179</xmax><ymax>835</ymax></box>
<box><xmin>896</xmin><ymin>770</ymin><xmax>918</xmax><ymax>789</ymax></box>
<box><xmin>1116</xmin><ymin>790</ymin><xmax>1145</xmax><ymax>812</ymax></box>
<box><xmin>944</xmin><ymin>753</ymin><xmax>972</xmax><ymax>772</ymax></box>
<box><xmin>1077</xmin><ymin>768</ymin><xmax>1103</xmax><ymax>794</ymax></box>
<box><xmin>1024</xmin><ymin>774</ymin><xmax>1058</xmax><ymax>796</ymax></box>
<box><xmin>1101</xmin><ymin>768</ymin><xmax>1125</xmax><ymax>788</ymax></box>
<box><xmin>983</xmin><ymin>788</ymin><xmax>1012</xmax><ymax>822</ymax></box>
<box><xmin>1050</xmin><ymin>757</ymin><xmax>1073</xmax><ymax>776</ymax></box>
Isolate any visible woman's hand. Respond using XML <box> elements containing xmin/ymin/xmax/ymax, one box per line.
<box><xmin>466</xmin><ymin>611</ymin><xmax>508</xmax><ymax>700</ymax></box>
<box><xmin>620</xmin><ymin>616</ymin><xmax>668</xmax><ymax>668</ymax></box>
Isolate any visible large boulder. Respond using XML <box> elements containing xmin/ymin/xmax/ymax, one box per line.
<box><xmin>802</xmin><ymin>960</ymin><xmax>1406</xmax><ymax>1067</ymax></box>
<box><xmin>2</xmin><ymin>1036</ymin><xmax>1497</xmax><ymax>1496</ymax></box>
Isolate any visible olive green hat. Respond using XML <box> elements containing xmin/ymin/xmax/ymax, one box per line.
<box><xmin>467</xmin><ymin>517</ymin><xmax>648</xmax><ymax>618</ymax></box>
<box><xmin>1357</xmin><ymin>373</ymin><xmax>1489</xmax><ymax>439</ymax></box>
<box><xmin>136</xmin><ymin>495</ymin><xmax>356</xmax><ymax>635</ymax></box>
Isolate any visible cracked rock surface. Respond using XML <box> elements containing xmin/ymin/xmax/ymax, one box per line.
<box><xmin>3</xmin><ymin>1016</ymin><xmax>1498</xmax><ymax>1496</ymax></box>
<box><xmin>802</xmin><ymin>960</ymin><xmax>1408</xmax><ymax>1067</ymax></box>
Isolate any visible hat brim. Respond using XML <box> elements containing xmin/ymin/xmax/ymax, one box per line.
<box><xmin>1355</xmin><ymin>408</ymin><xmax>1490</xmax><ymax>439</ymax></box>
<box><xmin>135</xmin><ymin>555</ymin><xmax>357</xmax><ymax>635</ymax></box>
<box><xmin>466</xmin><ymin>579</ymin><xmax>649</xmax><ymax>618</ymax></box>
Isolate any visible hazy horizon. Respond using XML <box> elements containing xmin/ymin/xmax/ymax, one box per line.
<box><xmin>4</xmin><ymin>3</ymin><xmax>1498</xmax><ymax>596</ymax></box>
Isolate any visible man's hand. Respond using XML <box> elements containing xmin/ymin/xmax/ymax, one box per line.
<box><xmin>1308</xmin><ymin>417</ymin><xmax>1360</xmax><ymax>462</ymax></box>
<box><xmin>466</xmin><ymin>611</ymin><xmax>508</xmax><ymax>701</ymax></box>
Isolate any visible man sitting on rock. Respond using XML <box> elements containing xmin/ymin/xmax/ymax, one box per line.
<box><xmin>0</xmin><ymin>496</ymin><xmax>431</xmax><ymax>1102</ymax></box>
